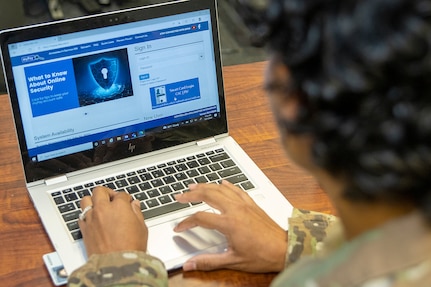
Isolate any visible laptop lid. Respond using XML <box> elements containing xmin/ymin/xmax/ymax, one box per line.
<box><xmin>0</xmin><ymin>0</ymin><xmax>227</xmax><ymax>184</ymax></box>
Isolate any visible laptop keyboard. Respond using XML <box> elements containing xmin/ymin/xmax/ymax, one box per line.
<box><xmin>51</xmin><ymin>148</ymin><xmax>255</xmax><ymax>241</ymax></box>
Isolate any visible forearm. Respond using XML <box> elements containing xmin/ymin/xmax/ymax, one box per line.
<box><xmin>68</xmin><ymin>251</ymin><xmax>168</xmax><ymax>287</ymax></box>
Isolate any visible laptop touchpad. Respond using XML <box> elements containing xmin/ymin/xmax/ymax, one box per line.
<box><xmin>147</xmin><ymin>212</ymin><xmax>227</xmax><ymax>269</ymax></box>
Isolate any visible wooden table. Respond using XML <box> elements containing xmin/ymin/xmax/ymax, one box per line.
<box><xmin>0</xmin><ymin>61</ymin><xmax>334</xmax><ymax>286</ymax></box>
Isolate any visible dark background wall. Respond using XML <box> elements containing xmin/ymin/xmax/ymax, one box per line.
<box><xmin>0</xmin><ymin>0</ymin><xmax>266</xmax><ymax>93</ymax></box>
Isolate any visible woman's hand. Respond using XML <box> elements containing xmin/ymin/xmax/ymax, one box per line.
<box><xmin>174</xmin><ymin>180</ymin><xmax>287</xmax><ymax>273</ymax></box>
<box><xmin>79</xmin><ymin>186</ymin><xmax>148</xmax><ymax>257</ymax></box>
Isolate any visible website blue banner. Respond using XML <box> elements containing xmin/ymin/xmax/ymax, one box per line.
<box><xmin>11</xmin><ymin>22</ymin><xmax>209</xmax><ymax>67</ymax></box>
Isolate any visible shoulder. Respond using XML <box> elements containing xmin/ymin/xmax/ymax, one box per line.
<box><xmin>276</xmin><ymin>211</ymin><xmax>431</xmax><ymax>287</ymax></box>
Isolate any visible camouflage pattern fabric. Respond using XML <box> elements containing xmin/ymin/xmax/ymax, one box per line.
<box><xmin>274</xmin><ymin>210</ymin><xmax>431</xmax><ymax>287</ymax></box>
<box><xmin>286</xmin><ymin>208</ymin><xmax>341</xmax><ymax>266</ymax></box>
<box><xmin>68</xmin><ymin>251</ymin><xmax>168</xmax><ymax>287</ymax></box>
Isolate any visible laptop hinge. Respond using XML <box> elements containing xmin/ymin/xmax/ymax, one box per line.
<box><xmin>45</xmin><ymin>175</ymin><xmax>68</xmax><ymax>186</ymax></box>
<box><xmin>196</xmin><ymin>137</ymin><xmax>217</xmax><ymax>147</ymax></box>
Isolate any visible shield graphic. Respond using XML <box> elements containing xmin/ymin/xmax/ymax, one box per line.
<box><xmin>90</xmin><ymin>58</ymin><xmax>118</xmax><ymax>89</ymax></box>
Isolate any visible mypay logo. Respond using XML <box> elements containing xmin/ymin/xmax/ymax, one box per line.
<box><xmin>21</xmin><ymin>54</ymin><xmax>44</xmax><ymax>63</ymax></box>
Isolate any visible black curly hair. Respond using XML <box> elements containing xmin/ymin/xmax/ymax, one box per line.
<box><xmin>240</xmin><ymin>0</ymin><xmax>431</xmax><ymax>223</ymax></box>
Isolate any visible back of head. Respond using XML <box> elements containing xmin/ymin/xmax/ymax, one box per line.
<box><xmin>242</xmin><ymin>0</ymin><xmax>431</xmax><ymax>222</ymax></box>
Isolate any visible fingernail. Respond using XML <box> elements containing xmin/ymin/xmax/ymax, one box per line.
<box><xmin>173</xmin><ymin>223</ymin><xmax>184</xmax><ymax>232</ymax></box>
<box><xmin>183</xmin><ymin>261</ymin><xmax>196</xmax><ymax>271</ymax></box>
<box><xmin>188</xmin><ymin>183</ymin><xmax>197</xmax><ymax>189</ymax></box>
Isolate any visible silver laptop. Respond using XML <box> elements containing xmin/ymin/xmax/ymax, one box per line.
<box><xmin>0</xmin><ymin>0</ymin><xmax>293</xmax><ymax>275</ymax></box>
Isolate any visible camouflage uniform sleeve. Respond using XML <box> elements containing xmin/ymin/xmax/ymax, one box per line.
<box><xmin>285</xmin><ymin>208</ymin><xmax>342</xmax><ymax>267</ymax></box>
<box><xmin>67</xmin><ymin>251</ymin><xmax>168</xmax><ymax>287</ymax></box>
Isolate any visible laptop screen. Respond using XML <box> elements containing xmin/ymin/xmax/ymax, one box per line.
<box><xmin>1</xmin><ymin>0</ymin><xmax>227</xmax><ymax>183</ymax></box>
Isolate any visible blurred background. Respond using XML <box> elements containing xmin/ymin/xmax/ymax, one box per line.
<box><xmin>0</xmin><ymin>0</ymin><xmax>267</xmax><ymax>93</ymax></box>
